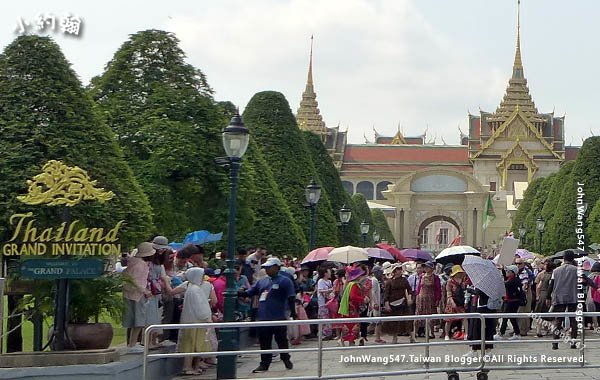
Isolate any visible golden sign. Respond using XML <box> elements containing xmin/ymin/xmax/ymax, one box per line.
<box><xmin>17</xmin><ymin>160</ymin><xmax>114</xmax><ymax>207</ymax></box>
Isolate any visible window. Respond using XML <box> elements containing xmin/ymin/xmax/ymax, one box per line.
<box><xmin>489</xmin><ymin>181</ymin><xmax>497</xmax><ymax>192</ymax></box>
<box><xmin>342</xmin><ymin>181</ymin><xmax>354</xmax><ymax>195</ymax></box>
<box><xmin>376</xmin><ymin>181</ymin><xmax>393</xmax><ymax>200</ymax></box>
<box><xmin>421</xmin><ymin>228</ymin><xmax>429</xmax><ymax>245</ymax></box>
<box><xmin>438</xmin><ymin>228</ymin><xmax>449</xmax><ymax>245</ymax></box>
<box><xmin>356</xmin><ymin>181</ymin><xmax>374</xmax><ymax>200</ymax></box>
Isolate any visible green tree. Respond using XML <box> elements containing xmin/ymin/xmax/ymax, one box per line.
<box><xmin>0</xmin><ymin>36</ymin><xmax>153</xmax><ymax>248</ymax></box>
<box><xmin>351</xmin><ymin>194</ymin><xmax>374</xmax><ymax>247</ymax></box>
<box><xmin>572</xmin><ymin>137</ymin><xmax>600</xmax><ymax>246</ymax></box>
<box><xmin>242</xmin><ymin>91</ymin><xmax>338</xmax><ymax>248</ymax></box>
<box><xmin>523</xmin><ymin>174</ymin><xmax>556</xmax><ymax>252</ymax></box>
<box><xmin>235</xmin><ymin>140</ymin><xmax>307</xmax><ymax>255</ymax></box>
<box><xmin>588</xmin><ymin>199</ymin><xmax>600</xmax><ymax>245</ymax></box>
<box><xmin>371</xmin><ymin>209</ymin><xmax>396</xmax><ymax>245</ymax></box>
<box><xmin>511</xmin><ymin>177</ymin><xmax>544</xmax><ymax>242</ymax></box>
<box><xmin>88</xmin><ymin>30</ymin><xmax>227</xmax><ymax>241</ymax></box>
<box><xmin>301</xmin><ymin>131</ymin><xmax>355</xmax><ymax>246</ymax></box>
<box><xmin>540</xmin><ymin>161</ymin><xmax>575</xmax><ymax>252</ymax></box>
<box><xmin>544</xmin><ymin>173</ymin><xmax>578</xmax><ymax>254</ymax></box>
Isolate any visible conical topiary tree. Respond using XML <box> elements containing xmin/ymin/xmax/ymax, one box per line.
<box><xmin>88</xmin><ymin>30</ymin><xmax>227</xmax><ymax>241</ymax></box>
<box><xmin>236</xmin><ymin>139</ymin><xmax>307</xmax><ymax>255</ymax></box>
<box><xmin>0</xmin><ymin>36</ymin><xmax>153</xmax><ymax>248</ymax></box>
<box><xmin>523</xmin><ymin>174</ymin><xmax>556</xmax><ymax>252</ymax></box>
<box><xmin>242</xmin><ymin>91</ymin><xmax>338</xmax><ymax>248</ymax></box>
<box><xmin>352</xmin><ymin>194</ymin><xmax>374</xmax><ymax>247</ymax></box>
<box><xmin>511</xmin><ymin>177</ymin><xmax>543</xmax><ymax>241</ymax></box>
<box><xmin>371</xmin><ymin>209</ymin><xmax>396</xmax><ymax>245</ymax></box>
<box><xmin>540</xmin><ymin>161</ymin><xmax>575</xmax><ymax>252</ymax></box>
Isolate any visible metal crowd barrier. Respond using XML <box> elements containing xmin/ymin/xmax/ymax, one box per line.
<box><xmin>142</xmin><ymin>311</ymin><xmax>600</xmax><ymax>380</ymax></box>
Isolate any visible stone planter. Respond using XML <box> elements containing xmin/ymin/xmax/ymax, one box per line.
<box><xmin>50</xmin><ymin>323</ymin><xmax>114</xmax><ymax>350</ymax></box>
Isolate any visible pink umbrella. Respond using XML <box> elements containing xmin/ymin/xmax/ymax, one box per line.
<box><xmin>301</xmin><ymin>247</ymin><xmax>334</xmax><ymax>264</ymax></box>
<box><xmin>377</xmin><ymin>243</ymin><xmax>408</xmax><ymax>262</ymax></box>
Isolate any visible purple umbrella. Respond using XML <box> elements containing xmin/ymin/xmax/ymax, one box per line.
<box><xmin>400</xmin><ymin>248</ymin><xmax>434</xmax><ymax>262</ymax></box>
<box><xmin>366</xmin><ymin>248</ymin><xmax>395</xmax><ymax>261</ymax></box>
<box><xmin>515</xmin><ymin>249</ymin><xmax>534</xmax><ymax>260</ymax></box>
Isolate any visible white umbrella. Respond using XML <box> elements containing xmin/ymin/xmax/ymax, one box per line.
<box><xmin>435</xmin><ymin>245</ymin><xmax>480</xmax><ymax>265</ymax></box>
<box><xmin>328</xmin><ymin>246</ymin><xmax>369</xmax><ymax>264</ymax></box>
<box><xmin>461</xmin><ymin>255</ymin><xmax>505</xmax><ymax>300</ymax></box>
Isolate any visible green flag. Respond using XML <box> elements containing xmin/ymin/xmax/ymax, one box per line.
<box><xmin>483</xmin><ymin>194</ymin><xmax>496</xmax><ymax>230</ymax></box>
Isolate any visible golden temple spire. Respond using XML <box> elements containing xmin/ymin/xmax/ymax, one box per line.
<box><xmin>513</xmin><ymin>0</ymin><xmax>523</xmax><ymax>79</ymax></box>
<box><xmin>296</xmin><ymin>35</ymin><xmax>327</xmax><ymax>134</ymax></box>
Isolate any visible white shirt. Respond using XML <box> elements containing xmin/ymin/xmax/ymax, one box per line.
<box><xmin>317</xmin><ymin>279</ymin><xmax>333</xmax><ymax>307</ymax></box>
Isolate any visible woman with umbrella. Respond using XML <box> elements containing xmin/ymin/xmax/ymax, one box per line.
<box><xmin>414</xmin><ymin>261</ymin><xmax>442</xmax><ymax>339</ymax></box>
<box><xmin>338</xmin><ymin>267</ymin><xmax>369</xmax><ymax>346</ymax></box>
<box><xmin>495</xmin><ymin>265</ymin><xmax>522</xmax><ymax>340</ymax></box>
<box><xmin>383</xmin><ymin>263</ymin><xmax>414</xmax><ymax>344</ymax></box>
<box><xmin>443</xmin><ymin>266</ymin><xmax>467</xmax><ymax>341</ymax></box>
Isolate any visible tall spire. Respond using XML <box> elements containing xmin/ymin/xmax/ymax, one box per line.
<box><xmin>307</xmin><ymin>35</ymin><xmax>314</xmax><ymax>85</ymax></box>
<box><xmin>513</xmin><ymin>0</ymin><xmax>523</xmax><ymax>78</ymax></box>
<box><xmin>488</xmin><ymin>0</ymin><xmax>544</xmax><ymax>125</ymax></box>
<box><xmin>296</xmin><ymin>35</ymin><xmax>327</xmax><ymax>135</ymax></box>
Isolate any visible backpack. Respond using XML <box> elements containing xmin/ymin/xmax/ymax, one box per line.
<box><xmin>486</xmin><ymin>296</ymin><xmax>503</xmax><ymax>310</ymax></box>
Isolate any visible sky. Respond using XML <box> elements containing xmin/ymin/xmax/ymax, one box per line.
<box><xmin>2</xmin><ymin>0</ymin><xmax>599</xmax><ymax>146</ymax></box>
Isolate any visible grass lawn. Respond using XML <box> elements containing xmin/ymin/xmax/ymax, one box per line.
<box><xmin>3</xmin><ymin>296</ymin><xmax>126</xmax><ymax>352</ymax></box>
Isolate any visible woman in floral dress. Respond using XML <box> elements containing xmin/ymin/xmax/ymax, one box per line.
<box><xmin>414</xmin><ymin>261</ymin><xmax>441</xmax><ymax>339</ymax></box>
<box><xmin>443</xmin><ymin>265</ymin><xmax>467</xmax><ymax>340</ymax></box>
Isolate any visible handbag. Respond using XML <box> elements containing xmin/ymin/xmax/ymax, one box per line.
<box><xmin>405</xmin><ymin>289</ymin><xmax>413</xmax><ymax>305</ymax></box>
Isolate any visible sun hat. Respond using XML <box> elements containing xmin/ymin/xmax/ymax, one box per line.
<box><xmin>384</xmin><ymin>262</ymin><xmax>402</xmax><ymax>276</ymax></box>
<box><xmin>506</xmin><ymin>265</ymin><xmax>518</xmax><ymax>274</ymax></box>
<box><xmin>450</xmin><ymin>265</ymin><xmax>465</xmax><ymax>277</ymax></box>
<box><xmin>261</xmin><ymin>257</ymin><xmax>283</xmax><ymax>268</ymax></box>
<box><xmin>423</xmin><ymin>261</ymin><xmax>435</xmax><ymax>269</ymax></box>
<box><xmin>152</xmin><ymin>235</ymin><xmax>170</xmax><ymax>250</ymax></box>
<box><xmin>135</xmin><ymin>242</ymin><xmax>156</xmax><ymax>258</ymax></box>
<box><xmin>347</xmin><ymin>267</ymin><xmax>366</xmax><ymax>282</ymax></box>
<box><xmin>402</xmin><ymin>261</ymin><xmax>417</xmax><ymax>274</ymax></box>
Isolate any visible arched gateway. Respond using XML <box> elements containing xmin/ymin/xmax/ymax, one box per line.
<box><xmin>381</xmin><ymin>169</ymin><xmax>488</xmax><ymax>251</ymax></box>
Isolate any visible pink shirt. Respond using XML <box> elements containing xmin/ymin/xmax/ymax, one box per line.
<box><xmin>212</xmin><ymin>276</ymin><xmax>226</xmax><ymax>312</ymax></box>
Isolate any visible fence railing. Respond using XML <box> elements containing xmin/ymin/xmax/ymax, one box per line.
<box><xmin>142</xmin><ymin>311</ymin><xmax>600</xmax><ymax>380</ymax></box>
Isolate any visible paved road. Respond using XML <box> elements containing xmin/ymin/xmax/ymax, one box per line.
<box><xmin>172</xmin><ymin>331</ymin><xmax>600</xmax><ymax>380</ymax></box>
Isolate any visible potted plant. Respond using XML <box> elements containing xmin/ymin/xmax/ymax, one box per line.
<box><xmin>21</xmin><ymin>272</ymin><xmax>127</xmax><ymax>350</ymax></box>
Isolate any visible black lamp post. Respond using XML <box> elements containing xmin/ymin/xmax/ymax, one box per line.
<box><xmin>360</xmin><ymin>221</ymin><xmax>370</xmax><ymax>248</ymax></box>
<box><xmin>373</xmin><ymin>231</ymin><xmax>380</xmax><ymax>244</ymax></box>
<box><xmin>536</xmin><ymin>216</ymin><xmax>545</xmax><ymax>255</ymax></box>
<box><xmin>339</xmin><ymin>204</ymin><xmax>352</xmax><ymax>245</ymax></box>
<box><xmin>518</xmin><ymin>224</ymin><xmax>526</xmax><ymax>247</ymax></box>
<box><xmin>305</xmin><ymin>179</ymin><xmax>321</xmax><ymax>252</ymax></box>
<box><xmin>217</xmin><ymin>112</ymin><xmax>249</xmax><ymax>380</ymax></box>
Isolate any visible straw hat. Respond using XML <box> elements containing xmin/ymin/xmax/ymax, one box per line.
<box><xmin>402</xmin><ymin>261</ymin><xmax>417</xmax><ymax>274</ymax></box>
<box><xmin>383</xmin><ymin>262</ymin><xmax>402</xmax><ymax>276</ymax></box>
<box><xmin>450</xmin><ymin>265</ymin><xmax>465</xmax><ymax>277</ymax></box>
<box><xmin>506</xmin><ymin>265</ymin><xmax>518</xmax><ymax>274</ymax></box>
<box><xmin>135</xmin><ymin>242</ymin><xmax>156</xmax><ymax>258</ymax></box>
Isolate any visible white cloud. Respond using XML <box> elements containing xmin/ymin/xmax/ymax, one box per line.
<box><xmin>167</xmin><ymin>0</ymin><xmax>509</xmax><ymax>144</ymax></box>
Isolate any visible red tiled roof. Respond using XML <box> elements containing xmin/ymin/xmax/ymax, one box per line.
<box><xmin>343</xmin><ymin>145</ymin><xmax>470</xmax><ymax>164</ymax></box>
<box><xmin>565</xmin><ymin>146</ymin><xmax>580</xmax><ymax>161</ymax></box>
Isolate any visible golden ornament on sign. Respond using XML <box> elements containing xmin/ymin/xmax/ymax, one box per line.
<box><xmin>17</xmin><ymin>160</ymin><xmax>115</xmax><ymax>207</ymax></box>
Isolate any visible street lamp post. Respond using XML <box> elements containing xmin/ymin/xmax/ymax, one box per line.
<box><xmin>360</xmin><ymin>221</ymin><xmax>370</xmax><ymax>248</ymax></box>
<box><xmin>518</xmin><ymin>224</ymin><xmax>526</xmax><ymax>247</ymax></box>
<box><xmin>536</xmin><ymin>216</ymin><xmax>545</xmax><ymax>255</ymax></box>
<box><xmin>305</xmin><ymin>179</ymin><xmax>321</xmax><ymax>252</ymax></box>
<box><xmin>339</xmin><ymin>204</ymin><xmax>351</xmax><ymax>245</ymax></box>
<box><xmin>217</xmin><ymin>112</ymin><xmax>249</xmax><ymax>380</ymax></box>
<box><xmin>373</xmin><ymin>231</ymin><xmax>380</xmax><ymax>244</ymax></box>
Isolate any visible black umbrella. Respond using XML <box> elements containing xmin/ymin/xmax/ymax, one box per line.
<box><xmin>549</xmin><ymin>248</ymin><xmax>587</xmax><ymax>260</ymax></box>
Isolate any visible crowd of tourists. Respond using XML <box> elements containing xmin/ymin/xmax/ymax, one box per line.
<box><xmin>117</xmin><ymin>238</ymin><xmax>599</xmax><ymax>375</ymax></box>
